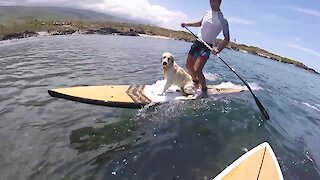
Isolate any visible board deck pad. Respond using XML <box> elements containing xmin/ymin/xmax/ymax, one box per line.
<box><xmin>48</xmin><ymin>80</ymin><xmax>250</xmax><ymax>108</ymax></box>
<box><xmin>213</xmin><ymin>142</ymin><xmax>283</xmax><ymax>180</ymax></box>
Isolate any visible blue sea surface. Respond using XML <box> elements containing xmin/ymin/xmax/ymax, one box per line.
<box><xmin>0</xmin><ymin>35</ymin><xmax>319</xmax><ymax>180</ymax></box>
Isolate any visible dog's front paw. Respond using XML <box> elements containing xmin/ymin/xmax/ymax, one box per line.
<box><xmin>184</xmin><ymin>83</ymin><xmax>196</xmax><ymax>95</ymax></box>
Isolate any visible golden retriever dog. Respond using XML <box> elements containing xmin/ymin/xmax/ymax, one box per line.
<box><xmin>160</xmin><ymin>52</ymin><xmax>195</xmax><ymax>96</ymax></box>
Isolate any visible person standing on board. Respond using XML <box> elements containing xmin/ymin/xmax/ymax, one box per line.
<box><xmin>181</xmin><ymin>0</ymin><xmax>230</xmax><ymax>98</ymax></box>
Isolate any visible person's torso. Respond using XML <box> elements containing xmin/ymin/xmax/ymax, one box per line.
<box><xmin>199</xmin><ymin>10</ymin><xmax>225</xmax><ymax>45</ymax></box>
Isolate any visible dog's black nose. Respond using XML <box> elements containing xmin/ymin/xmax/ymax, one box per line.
<box><xmin>162</xmin><ymin>62</ymin><xmax>167</xmax><ymax>66</ymax></box>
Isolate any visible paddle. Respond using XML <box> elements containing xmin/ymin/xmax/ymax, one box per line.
<box><xmin>184</xmin><ymin>26</ymin><xmax>270</xmax><ymax>120</ymax></box>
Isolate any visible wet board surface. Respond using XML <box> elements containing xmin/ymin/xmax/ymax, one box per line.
<box><xmin>48</xmin><ymin>80</ymin><xmax>247</xmax><ymax>108</ymax></box>
<box><xmin>213</xmin><ymin>142</ymin><xmax>284</xmax><ymax>180</ymax></box>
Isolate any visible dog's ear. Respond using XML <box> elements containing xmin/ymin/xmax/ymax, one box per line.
<box><xmin>170</xmin><ymin>56</ymin><xmax>174</xmax><ymax>62</ymax></box>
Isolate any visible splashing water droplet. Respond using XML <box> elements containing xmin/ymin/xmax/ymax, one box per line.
<box><xmin>303</xmin><ymin>151</ymin><xmax>314</xmax><ymax>163</ymax></box>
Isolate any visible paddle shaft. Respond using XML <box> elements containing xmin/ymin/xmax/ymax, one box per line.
<box><xmin>184</xmin><ymin>26</ymin><xmax>270</xmax><ymax>120</ymax></box>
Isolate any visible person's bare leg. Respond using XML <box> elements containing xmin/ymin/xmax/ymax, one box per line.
<box><xmin>186</xmin><ymin>55</ymin><xmax>199</xmax><ymax>88</ymax></box>
<box><xmin>194</xmin><ymin>57</ymin><xmax>208</xmax><ymax>98</ymax></box>
<box><xmin>186</xmin><ymin>54</ymin><xmax>196</xmax><ymax>79</ymax></box>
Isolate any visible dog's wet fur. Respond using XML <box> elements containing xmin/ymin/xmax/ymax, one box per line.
<box><xmin>161</xmin><ymin>52</ymin><xmax>195</xmax><ymax>96</ymax></box>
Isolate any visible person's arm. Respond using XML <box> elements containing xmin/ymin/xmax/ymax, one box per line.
<box><xmin>217</xmin><ymin>34</ymin><xmax>230</xmax><ymax>52</ymax></box>
<box><xmin>181</xmin><ymin>19</ymin><xmax>203</xmax><ymax>27</ymax></box>
<box><xmin>212</xmin><ymin>18</ymin><xmax>230</xmax><ymax>54</ymax></box>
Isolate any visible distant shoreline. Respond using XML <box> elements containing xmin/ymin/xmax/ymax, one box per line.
<box><xmin>0</xmin><ymin>20</ymin><xmax>318</xmax><ymax>75</ymax></box>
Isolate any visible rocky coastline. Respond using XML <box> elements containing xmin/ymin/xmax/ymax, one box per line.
<box><xmin>0</xmin><ymin>28</ymin><xmax>139</xmax><ymax>40</ymax></box>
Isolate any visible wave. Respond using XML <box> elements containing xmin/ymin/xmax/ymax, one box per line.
<box><xmin>302</xmin><ymin>102</ymin><xmax>320</xmax><ymax>112</ymax></box>
<box><xmin>204</xmin><ymin>72</ymin><xmax>220</xmax><ymax>81</ymax></box>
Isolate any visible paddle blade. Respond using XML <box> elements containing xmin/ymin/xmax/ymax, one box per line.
<box><xmin>253</xmin><ymin>95</ymin><xmax>270</xmax><ymax>120</ymax></box>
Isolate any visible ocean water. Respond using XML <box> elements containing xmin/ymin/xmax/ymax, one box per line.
<box><xmin>0</xmin><ymin>35</ymin><xmax>319</xmax><ymax>180</ymax></box>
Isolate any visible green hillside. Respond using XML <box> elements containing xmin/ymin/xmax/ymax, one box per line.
<box><xmin>0</xmin><ymin>6</ymin><xmax>318</xmax><ymax>74</ymax></box>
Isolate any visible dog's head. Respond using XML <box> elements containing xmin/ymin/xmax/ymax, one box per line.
<box><xmin>161</xmin><ymin>52</ymin><xmax>174</xmax><ymax>70</ymax></box>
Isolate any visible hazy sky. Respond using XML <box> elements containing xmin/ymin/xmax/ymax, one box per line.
<box><xmin>1</xmin><ymin>0</ymin><xmax>319</xmax><ymax>71</ymax></box>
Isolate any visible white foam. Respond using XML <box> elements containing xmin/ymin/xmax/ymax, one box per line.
<box><xmin>144</xmin><ymin>79</ymin><xmax>187</xmax><ymax>102</ymax></box>
<box><xmin>215</xmin><ymin>82</ymin><xmax>263</xmax><ymax>91</ymax></box>
<box><xmin>153</xmin><ymin>80</ymin><xmax>263</xmax><ymax>91</ymax></box>
<box><xmin>37</xmin><ymin>31</ymin><xmax>50</xmax><ymax>36</ymax></box>
<box><xmin>204</xmin><ymin>72</ymin><xmax>220</xmax><ymax>81</ymax></box>
<box><xmin>302</xmin><ymin>102</ymin><xmax>320</xmax><ymax>112</ymax></box>
<box><xmin>138</xmin><ymin>34</ymin><xmax>173</xmax><ymax>40</ymax></box>
<box><xmin>143</xmin><ymin>80</ymin><xmax>263</xmax><ymax>103</ymax></box>
<box><xmin>248</xmin><ymin>82</ymin><xmax>264</xmax><ymax>91</ymax></box>
<box><xmin>154</xmin><ymin>79</ymin><xmax>166</xmax><ymax>85</ymax></box>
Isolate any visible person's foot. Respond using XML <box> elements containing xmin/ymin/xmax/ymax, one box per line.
<box><xmin>196</xmin><ymin>88</ymin><xmax>208</xmax><ymax>99</ymax></box>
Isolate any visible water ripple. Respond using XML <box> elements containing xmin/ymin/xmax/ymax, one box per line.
<box><xmin>0</xmin><ymin>35</ymin><xmax>319</xmax><ymax>180</ymax></box>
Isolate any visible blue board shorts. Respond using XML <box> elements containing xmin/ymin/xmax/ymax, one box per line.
<box><xmin>188</xmin><ymin>40</ymin><xmax>213</xmax><ymax>60</ymax></box>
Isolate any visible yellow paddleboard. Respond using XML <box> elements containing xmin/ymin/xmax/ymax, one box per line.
<box><xmin>48</xmin><ymin>80</ymin><xmax>247</xmax><ymax>108</ymax></box>
<box><xmin>214</xmin><ymin>142</ymin><xmax>283</xmax><ymax>180</ymax></box>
